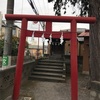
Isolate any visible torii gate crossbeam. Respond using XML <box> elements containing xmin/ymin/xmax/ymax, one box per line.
<box><xmin>5</xmin><ymin>14</ymin><xmax>96</xmax><ymax>100</ymax></box>
<box><xmin>26</xmin><ymin>30</ymin><xmax>71</xmax><ymax>39</ymax></box>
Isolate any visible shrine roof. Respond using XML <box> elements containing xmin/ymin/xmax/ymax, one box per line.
<box><xmin>78</xmin><ymin>30</ymin><xmax>89</xmax><ymax>37</ymax></box>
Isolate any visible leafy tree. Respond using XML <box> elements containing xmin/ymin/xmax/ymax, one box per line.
<box><xmin>11</xmin><ymin>36</ymin><xmax>29</xmax><ymax>56</ymax></box>
<box><xmin>0</xmin><ymin>36</ymin><xmax>29</xmax><ymax>56</ymax></box>
<box><xmin>48</xmin><ymin>0</ymin><xmax>100</xmax><ymax>83</ymax></box>
<box><xmin>48</xmin><ymin>0</ymin><xmax>89</xmax><ymax>16</ymax></box>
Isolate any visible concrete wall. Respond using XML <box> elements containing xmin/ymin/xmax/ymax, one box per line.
<box><xmin>0</xmin><ymin>56</ymin><xmax>34</xmax><ymax>67</ymax></box>
<box><xmin>0</xmin><ymin>61</ymin><xmax>35</xmax><ymax>100</ymax></box>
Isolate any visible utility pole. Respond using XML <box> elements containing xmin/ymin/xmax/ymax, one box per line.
<box><xmin>2</xmin><ymin>0</ymin><xmax>14</xmax><ymax>67</ymax></box>
<box><xmin>0</xmin><ymin>12</ymin><xmax>2</xmax><ymax>36</ymax></box>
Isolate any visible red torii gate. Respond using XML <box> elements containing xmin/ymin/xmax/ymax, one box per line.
<box><xmin>5</xmin><ymin>14</ymin><xmax>96</xmax><ymax>100</ymax></box>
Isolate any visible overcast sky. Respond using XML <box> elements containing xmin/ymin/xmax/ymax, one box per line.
<box><xmin>0</xmin><ymin>0</ymin><xmax>89</xmax><ymax>30</ymax></box>
<box><xmin>0</xmin><ymin>0</ymin><xmax>89</xmax><ymax>45</ymax></box>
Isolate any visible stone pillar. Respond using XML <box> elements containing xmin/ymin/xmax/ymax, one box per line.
<box><xmin>48</xmin><ymin>43</ymin><xmax>50</xmax><ymax>55</ymax></box>
<box><xmin>82</xmin><ymin>37</ymin><xmax>89</xmax><ymax>74</ymax></box>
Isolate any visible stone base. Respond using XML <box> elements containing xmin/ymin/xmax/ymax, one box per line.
<box><xmin>82</xmin><ymin>71</ymin><xmax>89</xmax><ymax>75</ymax></box>
<box><xmin>5</xmin><ymin>96</ymin><xmax>32</xmax><ymax>100</ymax></box>
<box><xmin>90</xmin><ymin>81</ymin><xmax>100</xmax><ymax>100</ymax></box>
<box><xmin>5</xmin><ymin>96</ymin><xmax>12</xmax><ymax>100</ymax></box>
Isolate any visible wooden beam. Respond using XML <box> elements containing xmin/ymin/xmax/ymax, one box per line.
<box><xmin>5</xmin><ymin>14</ymin><xmax>96</xmax><ymax>23</ymax></box>
<box><xmin>26</xmin><ymin>30</ymin><xmax>71</xmax><ymax>39</ymax></box>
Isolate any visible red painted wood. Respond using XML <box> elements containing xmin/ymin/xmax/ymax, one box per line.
<box><xmin>12</xmin><ymin>18</ymin><xmax>27</xmax><ymax>100</ymax></box>
<box><xmin>5</xmin><ymin>14</ymin><xmax>96</xmax><ymax>23</ymax></box>
<box><xmin>70</xmin><ymin>20</ymin><xmax>78</xmax><ymax>100</ymax></box>
<box><xmin>26</xmin><ymin>30</ymin><xmax>71</xmax><ymax>39</ymax></box>
<box><xmin>46</xmin><ymin>22</ymin><xmax>52</xmax><ymax>32</ymax></box>
<box><xmin>5</xmin><ymin>14</ymin><xmax>96</xmax><ymax>100</ymax></box>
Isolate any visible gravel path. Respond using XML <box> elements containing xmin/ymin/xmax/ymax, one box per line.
<box><xmin>19</xmin><ymin>74</ymin><xmax>90</xmax><ymax>100</ymax></box>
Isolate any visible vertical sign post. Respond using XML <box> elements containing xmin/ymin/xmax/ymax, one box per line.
<box><xmin>2</xmin><ymin>56</ymin><xmax>8</xmax><ymax>66</ymax></box>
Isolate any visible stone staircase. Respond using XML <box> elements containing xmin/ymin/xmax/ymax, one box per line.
<box><xmin>29</xmin><ymin>59</ymin><xmax>66</xmax><ymax>82</ymax></box>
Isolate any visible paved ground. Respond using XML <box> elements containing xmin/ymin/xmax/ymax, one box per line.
<box><xmin>18</xmin><ymin>74</ymin><xmax>90</xmax><ymax>100</ymax></box>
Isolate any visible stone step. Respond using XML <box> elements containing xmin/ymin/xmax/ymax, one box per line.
<box><xmin>31</xmin><ymin>71</ymin><xmax>63</xmax><ymax>77</ymax></box>
<box><xmin>29</xmin><ymin>58</ymin><xmax>66</xmax><ymax>83</ymax></box>
<box><xmin>40</xmin><ymin>59</ymin><xmax>64</xmax><ymax>63</ymax></box>
<box><xmin>29</xmin><ymin>75</ymin><xmax>66</xmax><ymax>83</ymax></box>
<box><xmin>33</xmin><ymin>67</ymin><xmax>63</xmax><ymax>73</ymax></box>
<box><xmin>36</xmin><ymin>65</ymin><xmax>63</xmax><ymax>69</ymax></box>
<box><xmin>38</xmin><ymin>62</ymin><xmax>63</xmax><ymax>66</ymax></box>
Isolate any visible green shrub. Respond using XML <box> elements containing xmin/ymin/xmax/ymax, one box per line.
<box><xmin>0</xmin><ymin>36</ymin><xmax>29</xmax><ymax>56</ymax></box>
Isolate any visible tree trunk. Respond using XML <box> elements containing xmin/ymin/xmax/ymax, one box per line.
<box><xmin>89</xmin><ymin>0</ymin><xmax>100</xmax><ymax>81</ymax></box>
<box><xmin>3</xmin><ymin>0</ymin><xmax>14</xmax><ymax>55</ymax></box>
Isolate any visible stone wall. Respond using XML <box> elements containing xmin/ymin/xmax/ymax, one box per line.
<box><xmin>0</xmin><ymin>56</ymin><xmax>34</xmax><ymax>67</ymax></box>
<box><xmin>0</xmin><ymin>61</ymin><xmax>35</xmax><ymax>100</ymax></box>
<box><xmin>64</xmin><ymin>55</ymin><xmax>83</xmax><ymax>74</ymax></box>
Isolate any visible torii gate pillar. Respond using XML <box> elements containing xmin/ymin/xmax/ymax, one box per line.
<box><xmin>46</xmin><ymin>21</ymin><xmax>52</xmax><ymax>55</ymax></box>
<box><xmin>71</xmin><ymin>20</ymin><xmax>78</xmax><ymax>100</ymax></box>
<box><xmin>13</xmin><ymin>18</ymin><xmax>27</xmax><ymax>100</ymax></box>
<box><xmin>46</xmin><ymin>21</ymin><xmax>52</xmax><ymax>32</ymax></box>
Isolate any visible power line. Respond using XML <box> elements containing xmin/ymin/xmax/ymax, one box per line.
<box><xmin>27</xmin><ymin>0</ymin><xmax>45</xmax><ymax>30</ymax></box>
<box><xmin>36</xmin><ymin>0</ymin><xmax>44</xmax><ymax>15</ymax></box>
<box><xmin>27</xmin><ymin>0</ymin><xmax>39</xmax><ymax>15</ymax></box>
